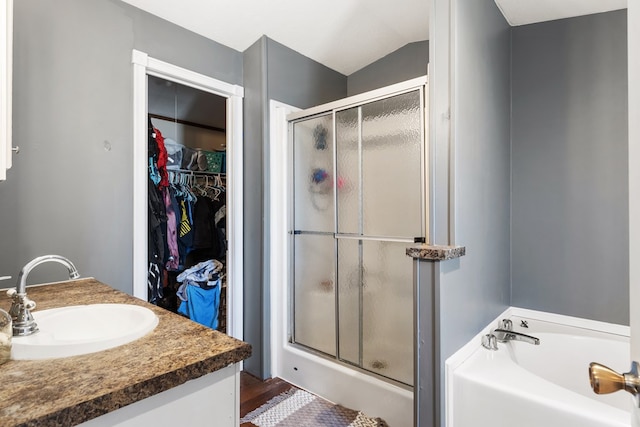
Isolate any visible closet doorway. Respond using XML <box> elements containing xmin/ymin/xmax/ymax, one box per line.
<box><xmin>132</xmin><ymin>50</ymin><xmax>244</xmax><ymax>340</ymax></box>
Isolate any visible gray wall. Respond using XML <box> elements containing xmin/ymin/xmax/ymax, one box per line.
<box><xmin>242</xmin><ymin>36</ymin><xmax>432</xmax><ymax>378</ymax></box>
<box><xmin>439</xmin><ymin>0</ymin><xmax>511</xmax><ymax>365</ymax></box>
<box><xmin>242</xmin><ymin>37</ymin><xmax>268</xmax><ymax>379</ymax></box>
<box><xmin>346</xmin><ymin>41</ymin><xmax>429</xmax><ymax>96</ymax></box>
<box><xmin>511</xmin><ymin>11</ymin><xmax>629</xmax><ymax>325</ymax></box>
<box><xmin>267</xmin><ymin>39</ymin><xmax>348</xmax><ymax>107</ymax></box>
<box><xmin>0</xmin><ymin>0</ymin><xmax>242</xmax><ymax>289</ymax></box>
<box><xmin>242</xmin><ymin>36</ymin><xmax>347</xmax><ymax>378</ymax></box>
<box><xmin>426</xmin><ymin>1</ymin><xmax>511</xmax><ymax>424</ymax></box>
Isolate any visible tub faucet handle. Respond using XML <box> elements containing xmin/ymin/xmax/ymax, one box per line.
<box><xmin>498</xmin><ymin>319</ymin><xmax>513</xmax><ymax>330</ymax></box>
<box><xmin>481</xmin><ymin>333</ymin><xmax>498</xmax><ymax>351</ymax></box>
<box><xmin>589</xmin><ymin>361</ymin><xmax>640</xmax><ymax>398</ymax></box>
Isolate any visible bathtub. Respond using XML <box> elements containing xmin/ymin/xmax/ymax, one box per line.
<box><xmin>446</xmin><ymin>308</ymin><xmax>631</xmax><ymax>427</ymax></box>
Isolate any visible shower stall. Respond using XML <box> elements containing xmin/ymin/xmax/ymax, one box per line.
<box><xmin>272</xmin><ymin>77</ymin><xmax>427</xmax><ymax>426</ymax></box>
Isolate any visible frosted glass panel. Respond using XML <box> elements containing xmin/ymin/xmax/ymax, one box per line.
<box><xmin>362</xmin><ymin>90</ymin><xmax>422</xmax><ymax>238</ymax></box>
<box><xmin>293</xmin><ymin>234</ymin><xmax>336</xmax><ymax>356</ymax></box>
<box><xmin>293</xmin><ymin>114</ymin><xmax>334</xmax><ymax>232</ymax></box>
<box><xmin>337</xmin><ymin>238</ymin><xmax>360</xmax><ymax>365</ymax></box>
<box><xmin>336</xmin><ymin>108</ymin><xmax>359</xmax><ymax>234</ymax></box>
<box><xmin>290</xmin><ymin>85</ymin><xmax>424</xmax><ymax>386</ymax></box>
<box><xmin>361</xmin><ymin>240</ymin><xmax>413</xmax><ymax>385</ymax></box>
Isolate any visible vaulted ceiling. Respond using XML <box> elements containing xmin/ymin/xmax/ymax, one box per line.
<box><xmin>494</xmin><ymin>0</ymin><xmax>626</xmax><ymax>26</ymax></box>
<box><xmin>121</xmin><ymin>0</ymin><xmax>627</xmax><ymax>76</ymax></box>
<box><xmin>121</xmin><ymin>0</ymin><xmax>429</xmax><ymax>75</ymax></box>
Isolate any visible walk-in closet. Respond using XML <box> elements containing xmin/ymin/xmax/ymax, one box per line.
<box><xmin>146</xmin><ymin>75</ymin><xmax>229</xmax><ymax>333</ymax></box>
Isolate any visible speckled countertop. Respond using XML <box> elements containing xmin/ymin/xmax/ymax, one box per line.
<box><xmin>406</xmin><ymin>244</ymin><xmax>466</xmax><ymax>260</ymax></box>
<box><xmin>0</xmin><ymin>278</ymin><xmax>252</xmax><ymax>427</ymax></box>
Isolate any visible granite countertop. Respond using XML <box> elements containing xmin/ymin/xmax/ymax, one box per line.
<box><xmin>0</xmin><ymin>278</ymin><xmax>251</xmax><ymax>427</ymax></box>
<box><xmin>406</xmin><ymin>244</ymin><xmax>466</xmax><ymax>261</ymax></box>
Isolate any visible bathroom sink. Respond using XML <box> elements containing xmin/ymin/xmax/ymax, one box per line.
<box><xmin>12</xmin><ymin>304</ymin><xmax>159</xmax><ymax>360</ymax></box>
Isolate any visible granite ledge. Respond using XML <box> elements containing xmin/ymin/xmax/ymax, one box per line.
<box><xmin>406</xmin><ymin>244</ymin><xmax>466</xmax><ymax>261</ymax></box>
<box><xmin>0</xmin><ymin>278</ymin><xmax>251</xmax><ymax>427</ymax></box>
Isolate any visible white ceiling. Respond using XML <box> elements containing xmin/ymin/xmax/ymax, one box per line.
<box><xmin>121</xmin><ymin>0</ymin><xmax>627</xmax><ymax>76</ymax></box>
<box><xmin>121</xmin><ymin>0</ymin><xmax>429</xmax><ymax>75</ymax></box>
<box><xmin>494</xmin><ymin>0</ymin><xmax>627</xmax><ymax>26</ymax></box>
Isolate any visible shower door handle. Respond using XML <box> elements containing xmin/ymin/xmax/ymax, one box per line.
<box><xmin>589</xmin><ymin>361</ymin><xmax>640</xmax><ymax>397</ymax></box>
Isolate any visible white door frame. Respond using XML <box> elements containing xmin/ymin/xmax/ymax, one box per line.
<box><xmin>131</xmin><ymin>50</ymin><xmax>244</xmax><ymax>341</ymax></box>
<box><xmin>0</xmin><ymin>0</ymin><xmax>13</xmax><ymax>181</ymax></box>
<box><xmin>269</xmin><ymin>99</ymin><xmax>299</xmax><ymax>377</ymax></box>
<box><xmin>629</xmin><ymin>3</ymin><xmax>640</xmax><ymax>426</ymax></box>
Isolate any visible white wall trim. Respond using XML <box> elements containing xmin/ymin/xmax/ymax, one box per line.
<box><xmin>226</xmin><ymin>90</ymin><xmax>244</xmax><ymax>342</ymax></box>
<box><xmin>132</xmin><ymin>51</ymin><xmax>244</xmax><ymax>98</ymax></box>
<box><xmin>132</xmin><ymin>51</ymin><xmax>148</xmax><ymax>302</ymax></box>
<box><xmin>269</xmin><ymin>99</ymin><xmax>299</xmax><ymax>377</ymax></box>
<box><xmin>629</xmin><ymin>5</ymin><xmax>640</xmax><ymax>426</ymax></box>
<box><xmin>0</xmin><ymin>0</ymin><xmax>13</xmax><ymax>182</ymax></box>
<box><xmin>131</xmin><ymin>49</ymin><xmax>244</xmax><ymax>341</ymax></box>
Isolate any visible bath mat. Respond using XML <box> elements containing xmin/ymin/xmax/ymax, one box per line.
<box><xmin>240</xmin><ymin>388</ymin><xmax>389</xmax><ymax>427</ymax></box>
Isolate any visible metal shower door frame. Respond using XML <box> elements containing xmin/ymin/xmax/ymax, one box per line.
<box><xmin>287</xmin><ymin>76</ymin><xmax>428</xmax><ymax>385</ymax></box>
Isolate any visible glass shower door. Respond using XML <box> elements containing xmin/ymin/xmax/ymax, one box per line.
<box><xmin>291</xmin><ymin>114</ymin><xmax>336</xmax><ymax>356</ymax></box>
<box><xmin>291</xmin><ymin>87</ymin><xmax>424</xmax><ymax>386</ymax></box>
<box><xmin>336</xmin><ymin>90</ymin><xmax>423</xmax><ymax>385</ymax></box>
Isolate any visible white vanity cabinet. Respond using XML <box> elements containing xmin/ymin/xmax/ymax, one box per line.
<box><xmin>78</xmin><ymin>364</ymin><xmax>240</xmax><ymax>427</ymax></box>
<box><xmin>0</xmin><ymin>0</ymin><xmax>12</xmax><ymax>181</ymax></box>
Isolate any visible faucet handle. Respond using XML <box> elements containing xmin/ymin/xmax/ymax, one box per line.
<box><xmin>482</xmin><ymin>333</ymin><xmax>498</xmax><ymax>350</ymax></box>
<box><xmin>3</xmin><ymin>277</ymin><xmax>15</xmax><ymax>300</ymax></box>
<box><xmin>22</xmin><ymin>297</ymin><xmax>36</xmax><ymax>311</ymax></box>
<box><xmin>499</xmin><ymin>319</ymin><xmax>513</xmax><ymax>330</ymax></box>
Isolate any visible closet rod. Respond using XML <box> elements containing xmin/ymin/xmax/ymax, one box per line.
<box><xmin>148</xmin><ymin>113</ymin><xmax>226</xmax><ymax>134</ymax></box>
<box><xmin>170</xmin><ymin>168</ymin><xmax>226</xmax><ymax>177</ymax></box>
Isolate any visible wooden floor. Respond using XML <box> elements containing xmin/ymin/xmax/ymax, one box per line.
<box><xmin>240</xmin><ymin>371</ymin><xmax>296</xmax><ymax>426</ymax></box>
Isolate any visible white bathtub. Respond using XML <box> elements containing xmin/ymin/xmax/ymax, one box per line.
<box><xmin>446</xmin><ymin>308</ymin><xmax>632</xmax><ymax>427</ymax></box>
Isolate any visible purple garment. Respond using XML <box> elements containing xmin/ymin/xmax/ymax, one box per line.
<box><xmin>163</xmin><ymin>187</ymin><xmax>180</xmax><ymax>271</ymax></box>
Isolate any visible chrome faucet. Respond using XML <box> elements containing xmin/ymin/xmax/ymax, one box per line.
<box><xmin>7</xmin><ymin>255</ymin><xmax>80</xmax><ymax>336</ymax></box>
<box><xmin>481</xmin><ymin>318</ymin><xmax>540</xmax><ymax>350</ymax></box>
<box><xmin>492</xmin><ymin>328</ymin><xmax>540</xmax><ymax>345</ymax></box>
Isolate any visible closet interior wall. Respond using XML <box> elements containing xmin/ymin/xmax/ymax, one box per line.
<box><xmin>146</xmin><ymin>75</ymin><xmax>229</xmax><ymax>333</ymax></box>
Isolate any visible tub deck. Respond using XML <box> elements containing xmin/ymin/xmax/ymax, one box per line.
<box><xmin>447</xmin><ymin>309</ymin><xmax>631</xmax><ymax>427</ymax></box>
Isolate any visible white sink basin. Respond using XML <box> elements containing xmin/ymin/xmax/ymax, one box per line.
<box><xmin>12</xmin><ymin>304</ymin><xmax>159</xmax><ymax>360</ymax></box>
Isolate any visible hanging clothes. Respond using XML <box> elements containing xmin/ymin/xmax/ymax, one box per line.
<box><xmin>177</xmin><ymin>283</ymin><xmax>221</xmax><ymax>329</ymax></box>
<box><xmin>154</xmin><ymin>127</ymin><xmax>169</xmax><ymax>188</ymax></box>
<box><xmin>177</xmin><ymin>196</ymin><xmax>194</xmax><ymax>267</ymax></box>
<box><xmin>176</xmin><ymin>259</ymin><xmax>224</xmax><ymax>329</ymax></box>
<box><xmin>192</xmin><ymin>195</ymin><xmax>226</xmax><ymax>260</ymax></box>
<box><xmin>148</xmin><ymin>119</ymin><xmax>161</xmax><ymax>186</ymax></box>
<box><xmin>163</xmin><ymin>187</ymin><xmax>180</xmax><ymax>271</ymax></box>
<box><xmin>147</xmin><ymin>262</ymin><xmax>162</xmax><ymax>305</ymax></box>
<box><xmin>148</xmin><ymin>178</ymin><xmax>166</xmax><ymax>265</ymax></box>
<box><xmin>146</xmin><ymin>117</ymin><xmax>227</xmax><ymax>311</ymax></box>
